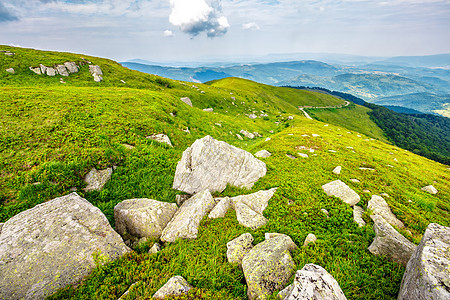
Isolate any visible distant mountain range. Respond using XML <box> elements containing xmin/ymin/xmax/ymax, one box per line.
<box><xmin>121</xmin><ymin>54</ymin><xmax>450</xmax><ymax>116</ymax></box>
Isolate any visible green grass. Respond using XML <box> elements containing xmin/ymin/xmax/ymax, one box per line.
<box><xmin>1</xmin><ymin>46</ymin><xmax>449</xmax><ymax>300</ymax></box>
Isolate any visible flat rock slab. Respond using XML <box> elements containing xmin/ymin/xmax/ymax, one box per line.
<box><xmin>398</xmin><ymin>223</ymin><xmax>449</xmax><ymax>300</ymax></box>
<box><xmin>160</xmin><ymin>190</ymin><xmax>216</xmax><ymax>243</ymax></box>
<box><xmin>227</xmin><ymin>233</ymin><xmax>254</xmax><ymax>264</ymax></box>
<box><xmin>321</xmin><ymin>180</ymin><xmax>360</xmax><ymax>206</ymax></box>
<box><xmin>279</xmin><ymin>264</ymin><xmax>347</xmax><ymax>300</ymax></box>
<box><xmin>368</xmin><ymin>215</ymin><xmax>416</xmax><ymax>267</ymax></box>
<box><xmin>242</xmin><ymin>234</ymin><xmax>297</xmax><ymax>299</ymax></box>
<box><xmin>84</xmin><ymin>167</ymin><xmax>113</xmax><ymax>192</ymax></box>
<box><xmin>368</xmin><ymin>195</ymin><xmax>404</xmax><ymax>229</ymax></box>
<box><xmin>114</xmin><ymin>198</ymin><xmax>178</xmax><ymax>240</ymax></box>
<box><xmin>153</xmin><ymin>276</ymin><xmax>192</xmax><ymax>299</ymax></box>
<box><xmin>0</xmin><ymin>193</ymin><xmax>130</xmax><ymax>300</ymax></box>
<box><xmin>173</xmin><ymin>135</ymin><xmax>267</xmax><ymax>194</ymax></box>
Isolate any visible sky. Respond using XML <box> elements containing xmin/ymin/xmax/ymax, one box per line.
<box><xmin>1</xmin><ymin>0</ymin><xmax>449</xmax><ymax>62</ymax></box>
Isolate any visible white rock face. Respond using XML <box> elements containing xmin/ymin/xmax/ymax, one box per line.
<box><xmin>173</xmin><ymin>136</ymin><xmax>267</xmax><ymax>194</ymax></box>
<box><xmin>368</xmin><ymin>215</ymin><xmax>416</xmax><ymax>266</ymax></box>
<box><xmin>353</xmin><ymin>206</ymin><xmax>366</xmax><ymax>227</ymax></box>
<box><xmin>153</xmin><ymin>276</ymin><xmax>192</xmax><ymax>299</ymax></box>
<box><xmin>64</xmin><ymin>61</ymin><xmax>79</xmax><ymax>73</ymax></box>
<box><xmin>160</xmin><ymin>190</ymin><xmax>216</xmax><ymax>243</ymax></box>
<box><xmin>333</xmin><ymin>166</ymin><xmax>342</xmax><ymax>175</ymax></box>
<box><xmin>0</xmin><ymin>193</ymin><xmax>130</xmax><ymax>300</ymax></box>
<box><xmin>227</xmin><ymin>233</ymin><xmax>254</xmax><ymax>264</ymax></box>
<box><xmin>56</xmin><ymin>64</ymin><xmax>69</xmax><ymax>76</ymax></box>
<box><xmin>368</xmin><ymin>195</ymin><xmax>404</xmax><ymax>229</ymax></box>
<box><xmin>208</xmin><ymin>197</ymin><xmax>231</xmax><ymax>219</ymax></box>
<box><xmin>421</xmin><ymin>185</ymin><xmax>438</xmax><ymax>194</ymax></box>
<box><xmin>240</xmin><ymin>130</ymin><xmax>255</xmax><ymax>139</ymax></box>
<box><xmin>114</xmin><ymin>198</ymin><xmax>178</xmax><ymax>240</ymax></box>
<box><xmin>303</xmin><ymin>233</ymin><xmax>317</xmax><ymax>246</ymax></box>
<box><xmin>180</xmin><ymin>97</ymin><xmax>193</xmax><ymax>106</ymax></box>
<box><xmin>255</xmin><ymin>150</ymin><xmax>271</xmax><ymax>158</ymax></box>
<box><xmin>398</xmin><ymin>223</ymin><xmax>449</xmax><ymax>300</ymax></box>
<box><xmin>279</xmin><ymin>264</ymin><xmax>347</xmax><ymax>300</ymax></box>
<box><xmin>321</xmin><ymin>180</ymin><xmax>360</xmax><ymax>206</ymax></box>
<box><xmin>84</xmin><ymin>167</ymin><xmax>113</xmax><ymax>192</ymax></box>
<box><xmin>147</xmin><ymin>133</ymin><xmax>173</xmax><ymax>147</ymax></box>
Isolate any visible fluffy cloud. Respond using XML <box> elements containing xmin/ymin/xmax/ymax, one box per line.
<box><xmin>0</xmin><ymin>2</ymin><xmax>18</xmax><ymax>22</ymax></box>
<box><xmin>169</xmin><ymin>0</ymin><xmax>230</xmax><ymax>38</ymax></box>
<box><xmin>242</xmin><ymin>22</ymin><xmax>260</xmax><ymax>30</ymax></box>
<box><xmin>164</xmin><ymin>29</ymin><xmax>174</xmax><ymax>37</ymax></box>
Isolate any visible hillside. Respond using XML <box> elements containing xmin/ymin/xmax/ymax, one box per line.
<box><xmin>1</xmin><ymin>46</ymin><xmax>449</xmax><ymax>300</ymax></box>
<box><xmin>373</xmin><ymin>92</ymin><xmax>450</xmax><ymax>116</ymax></box>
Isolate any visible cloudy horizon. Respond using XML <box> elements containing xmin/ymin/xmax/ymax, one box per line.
<box><xmin>1</xmin><ymin>0</ymin><xmax>449</xmax><ymax>62</ymax></box>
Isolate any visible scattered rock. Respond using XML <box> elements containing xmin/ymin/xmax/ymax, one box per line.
<box><xmin>265</xmin><ymin>138</ymin><xmax>271</xmax><ymax>142</ymax></box>
<box><xmin>303</xmin><ymin>233</ymin><xmax>317</xmax><ymax>246</ymax></box>
<box><xmin>84</xmin><ymin>167</ymin><xmax>113</xmax><ymax>192</ymax></box>
<box><xmin>242</xmin><ymin>234</ymin><xmax>297</xmax><ymax>299</ymax></box>
<box><xmin>279</xmin><ymin>264</ymin><xmax>347</xmax><ymax>300</ymax></box>
<box><xmin>322</xmin><ymin>180</ymin><xmax>360</xmax><ymax>206</ymax></box>
<box><xmin>321</xmin><ymin>208</ymin><xmax>329</xmax><ymax>217</ymax></box>
<box><xmin>231</xmin><ymin>188</ymin><xmax>277</xmax><ymax>215</ymax></box>
<box><xmin>5</xmin><ymin>68</ymin><xmax>14</xmax><ymax>74</ymax></box>
<box><xmin>29</xmin><ymin>66</ymin><xmax>42</xmax><ymax>74</ymax></box>
<box><xmin>175</xmin><ymin>194</ymin><xmax>190</xmax><ymax>206</ymax></box>
<box><xmin>363</xmin><ymin>189</ymin><xmax>371</xmax><ymax>193</ymax></box>
<box><xmin>353</xmin><ymin>206</ymin><xmax>366</xmax><ymax>227</ymax></box>
<box><xmin>146</xmin><ymin>133</ymin><xmax>173</xmax><ymax>147</ymax></box>
<box><xmin>64</xmin><ymin>62</ymin><xmax>79</xmax><ymax>73</ymax></box>
<box><xmin>46</xmin><ymin>67</ymin><xmax>57</xmax><ymax>76</ymax></box>
<box><xmin>236</xmin><ymin>134</ymin><xmax>243</xmax><ymax>140</ymax></box>
<box><xmin>227</xmin><ymin>233</ymin><xmax>254</xmax><ymax>264</ymax></box>
<box><xmin>215</xmin><ymin>123</ymin><xmax>222</xmax><ymax>127</ymax></box>
<box><xmin>286</xmin><ymin>154</ymin><xmax>297</xmax><ymax>159</ymax></box>
<box><xmin>332</xmin><ymin>166</ymin><xmax>341</xmax><ymax>175</ymax></box>
<box><xmin>312</xmin><ymin>134</ymin><xmax>320</xmax><ymax>137</ymax></box>
<box><xmin>203</xmin><ymin>108</ymin><xmax>213</xmax><ymax>112</ymax></box>
<box><xmin>59</xmin><ymin>78</ymin><xmax>65</xmax><ymax>84</ymax></box>
<box><xmin>120</xmin><ymin>79</ymin><xmax>126</xmax><ymax>84</ymax></box>
<box><xmin>328</xmin><ymin>150</ymin><xmax>337</xmax><ymax>153</ymax></box>
<box><xmin>39</xmin><ymin>64</ymin><xmax>47</xmax><ymax>74</ymax></box>
<box><xmin>153</xmin><ymin>276</ymin><xmax>192</xmax><ymax>299</ymax></box>
<box><xmin>122</xmin><ymin>143</ymin><xmax>135</xmax><ymax>150</ymax></box>
<box><xmin>183</xmin><ymin>128</ymin><xmax>190</xmax><ymax>134</ymax></box>
<box><xmin>368</xmin><ymin>215</ymin><xmax>416</xmax><ymax>266</ymax></box>
<box><xmin>208</xmin><ymin>197</ymin><xmax>231</xmax><ymax>219</ymax></box>
<box><xmin>350</xmin><ymin>179</ymin><xmax>360</xmax><ymax>183</ymax></box>
<box><xmin>248</xmin><ymin>114</ymin><xmax>257</xmax><ymax>119</ymax></box>
<box><xmin>172</xmin><ymin>136</ymin><xmax>267</xmax><ymax>194</ymax></box>
<box><xmin>380</xmin><ymin>193</ymin><xmax>389</xmax><ymax>197</ymax></box>
<box><xmin>368</xmin><ymin>195</ymin><xmax>404</xmax><ymax>229</ymax></box>
<box><xmin>56</xmin><ymin>64</ymin><xmax>69</xmax><ymax>76</ymax></box>
<box><xmin>298</xmin><ymin>153</ymin><xmax>309</xmax><ymax>158</ymax></box>
<box><xmin>255</xmin><ymin>150</ymin><xmax>271</xmax><ymax>158</ymax></box>
<box><xmin>0</xmin><ymin>193</ymin><xmax>130</xmax><ymax>300</ymax></box>
<box><xmin>359</xmin><ymin>167</ymin><xmax>375</xmax><ymax>171</ymax></box>
<box><xmin>240</xmin><ymin>130</ymin><xmax>255</xmax><ymax>139</ymax></box>
<box><xmin>421</xmin><ymin>185</ymin><xmax>438</xmax><ymax>194</ymax></box>
<box><xmin>118</xmin><ymin>282</ymin><xmax>138</xmax><ymax>300</ymax></box>
<box><xmin>234</xmin><ymin>202</ymin><xmax>267</xmax><ymax>230</ymax></box>
<box><xmin>161</xmin><ymin>190</ymin><xmax>216</xmax><ymax>243</ymax></box>
<box><xmin>114</xmin><ymin>198</ymin><xmax>178</xmax><ymax>241</ymax></box>
<box><xmin>149</xmin><ymin>242</ymin><xmax>162</xmax><ymax>254</ymax></box>
<box><xmin>265</xmin><ymin>232</ymin><xmax>285</xmax><ymax>240</ymax></box>
<box><xmin>4</xmin><ymin>51</ymin><xmax>14</xmax><ymax>56</ymax></box>
<box><xmin>288</xmin><ymin>116</ymin><xmax>294</xmax><ymax>120</ymax></box>
<box><xmin>180</xmin><ymin>97</ymin><xmax>192</xmax><ymax>106</ymax></box>
<box><xmin>398</xmin><ymin>223</ymin><xmax>449</xmax><ymax>300</ymax></box>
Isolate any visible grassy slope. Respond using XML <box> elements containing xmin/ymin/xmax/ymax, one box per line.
<box><xmin>1</xmin><ymin>46</ymin><xmax>449</xmax><ymax>300</ymax></box>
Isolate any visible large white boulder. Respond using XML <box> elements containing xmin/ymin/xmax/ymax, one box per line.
<box><xmin>322</xmin><ymin>180</ymin><xmax>360</xmax><ymax>206</ymax></box>
<box><xmin>153</xmin><ymin>276</ymin><xmax>192</xmax><ymax>299</ymax></box>
<box><xmin>227</xmin><ymin>233</ymin><xmax>254</xmax><ymax>264</ymax></box>
<box><xmin>368</xmin><ymin>195</ymin><xmax>404</xmax><ymax>229</ymax></box>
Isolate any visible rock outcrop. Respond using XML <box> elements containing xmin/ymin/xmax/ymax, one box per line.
<box><xmin>368</xmin><ymin>195</ymin><xmax>404</xmax><ymax>229</ymax></box>
<box><xmin>153</xmin><ymin>276</ymin><xmax>192</xmax><ymax>299</ymax></box>
<box><xmin>322</xmin><ymin>180</ymin><xmax>360</xmax><ymax>206</ymax></box>
<box><xmin>114</xmin><ymin>198</ymin><xmax>178</xmax><ymax>241</ymax></box>
<box><xmin>279</xmin><ymin>264</ymin><xmax>347</xmax><ymax>300</ymax></box>
<box><xmin>64</xmin><ymin>61</ymin><xmax>79</xmax><ymax>73</ymax></box>
<box><xmin>368</xmin><ymin>215</ymin><xmax>416</xmax><ymax>266</ymax></box>
<box><xmin>227</xmin><ymin>233</ymin><xmax>254</xmax><ymax>264</ymax></box>
<box><xmin>89</xmin><ymin>65</ymin><xmax>103</xmax><ymax>82</ymax></box>
<box><xmin>56</xmin><ymin>64</ymin><xmax>69</xmax><ymax>76</ymax></box>
<box><xmin>173</xmin><ymin>136</ymin><xmax>267</xmax><ymax>194</ymax></box>
<box><xmin>421</xmin><ymin>185</ymin><xmax>438</xmax><ymax>194</ymax></box>
<box><xmin>0</xmin><ymin>193</ymin><xmax>130</xmax><ymax>300</ymax></box>
<box><xmin>242</xmin><ymin>234</ymin><xmax>297</xmax><ymax>299</ymax></box>
<box><xmin>398</xmin><ymin>223</ymin><xmax>449</xmax><ymax>300</ymax></box>
<box><xmin>160</xmin><ymin>190</ymin><xmax>216</xmax><ymax>243</ymax></box>
<box><xmin>84</xmin><ymin>167</ymin><xmax>113</xmax><ymax>192</ymax></box>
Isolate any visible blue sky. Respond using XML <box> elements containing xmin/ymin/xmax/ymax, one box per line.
<box><xmin>1</xmin><ymin>0</ymin><xmax>449</xmax><ymax>62</ymax></box>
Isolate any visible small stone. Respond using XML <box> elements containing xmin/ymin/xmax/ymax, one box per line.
<box><xmin>421</xmin><ymin>185</ymin><xmax>438</xmax><ymax>194</ymax></box>
<box><xmin>353</xmin><ymin>206</ymin><xmax>366</xmax><ymax>227</ymax></box>
<box><xmin>146</xmin><ymin>133</ymin><xmax>173</xmax><ymax>147</ymax></box>
<box><xmin>265</xmin><ymin>138</ymin><xmax>271</xmax><ymax>142</ymax></box>
<box><xmin>240</xmin><ymin>130</ymin><xmax>255</xmax><ymax>139</ymax></box>
<box><xmin>248</xmin><ymin>114</ymin><xmax>257</xmax><ymax>119</ymax></box>
<box><xmin>29</xmin><ymin>66</ymin><xmax>41</xmax><ymax>74</ymax></box>
<box><xmin>84</xmin><ymin>167</ymin><xmax>113</xmax><ymax>192</ymax></box>
<box><xmin>255</xmin><ymin>150</ymin><xmax>271</xmax><ymax>158</ymax></box>
<box><xmin>303</xmin><ymin>233</ymin><xmax>317</xmax><ymax>246</ymax></box>
<box><xmin>359</xmin><ymin>167</ymin><xmax>375</xmax><ymax>171</ymax></box>
<box><xmin>328</xmin><ymin>150</ymin><xmax>337</xmax><ymax>153</ymax></box>
<box><xmin>180</xmin><ymin>97</ymin><xmax>192</xmax><ymax>106</ymax></box>
<box><xmin>236</xmin><ymin>134</ymin><xmax>243</xmax><ymax>140</ymax></box>
<box><xmin>380</xmin><ymin>193</ymin><xmax>389</xmax><ymax>197</ymax></box>
<box><xmin>350</xmin><ymin>179</ymin><xmax>360</xmax><ymax>183</ymax></box>
<box><xmin>312</xmin><ymin>134</ymin><xmax>320</xmax><ymax>137</ymax></box>
<box><xmin>321</xmin><ymin>208</ymin><xmax>329</xmax><ymax>216</ymax></box>
<box><xmin>203</xmin><ymin>108</ymin><xmax>213</xmax><ymax>112</ymax></box>
<box><xmin>363</xmin><ymin>189</ymin><xmax>371</xmax><ymax>193</ymax></box>
<box><xmin>322</xmin><ymin>180</ymin><xmax>360</xmax><ymax>206</ymax></box>
<box><xmin>120</xmin><ymin>79</ymin><xmax>126</xmax><ymax>83</ymax></box>
<box><xmin>226</xmin><ymin>233</ymin><xmax>254</xmax><ymax>264</ymax></box>
<box><xmin>286</xmin><ymin>154</ymin><xmax>297</xmax><ymax>160</ymax></box>
<box><xmin>149</xmin><ymin>243</ymin><xmax>161</xmax><ymax>254</ymax></box>
<box><xmin>215</xmin><ymin>123</ymin><xmax>222</xmax><ymax>127</ymax></box>
<box><xmin>332</xmin><ymin>166</ymin><xmax>341</xmax><ymax>175</ymax></box>
<box><xmin>153</xmin><ymin>276</ymin><xmax>192</xmax><ymax>299</ymax></box>
<box><xmin>6</xmin><ymin>68</ymin><xmax>15</xmax><ymax>74</ymax></box>
<box><xmin>175</xmin><ymin>194</ymin><xmax>190</xmax><ymax>206</ymax></box>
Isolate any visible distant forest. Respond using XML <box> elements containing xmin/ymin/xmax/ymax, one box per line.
<box><xmin>287</xmin><ymin>86</ymin><xmax>450</xmax><ymax>165</ymax></box>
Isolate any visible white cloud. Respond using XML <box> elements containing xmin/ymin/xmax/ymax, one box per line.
<box><xmin>163</xmin><ymin>29</ymin><xmax>174</xmax><ymax>37</ymax></box>
<box><xmin>242</xmin><ymin>22</ymin><xmax>260</xmax><ymax>30</ymax></box>
<box><xmin>169</xmin><ymin>0</ymin><xmax>230</xmax><ymax>37</ymax></box>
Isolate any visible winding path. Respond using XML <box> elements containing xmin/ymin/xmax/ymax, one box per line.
<box><xmin>299</xmin><ymin>101</ymin><xmax>350</xmax><ymax>119</ymax></box>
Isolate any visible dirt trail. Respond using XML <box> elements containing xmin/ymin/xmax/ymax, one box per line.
<box><xmin>299</xmin><ymin>101</ymin><xmax>350</xmax><ymax>119</ymax></box>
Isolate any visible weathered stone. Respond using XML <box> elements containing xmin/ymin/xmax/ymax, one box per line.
<box><xmin>215</xmin><ymin>123</ymin><xmax>222</xmax><ymax>127</ymax></box>
<box><xmin>89</xmin><ymin>64</ymin><xmax>103</xmax><ymax>75</ymax></box>
<box><xmin>398</xmin><ymin>223</ymin><xmax>449</xmax><ymax>300</ymax></box>
<box><xmin>64</xmin><ymin>61</ymin><xmax>79</xmax><ymax>73</ymax></box>
<box><xmin>0</xmin><ymin>223</ymin><xmax>3</xmax><ymax>234</ymax></box>
<box><xmin>175</xmin><ymin>194</ymin><xmax>190</xmax><ymax>206</ymax></box>
<box><xmin>39</xmin><ymin>64</ymin><xmax>47</xmax><ymax>74</ymax></box>
<box><xmin>240</xmin><ymin>130</ymin><xmax>255</xmax><ymax>139</ymax></box>
<box><xmin>149</xmin><ymin>243</ymin><xmax>162</xmax><ymax>254</ymax></box>
<box><xmin>248</xmin><ymin>114</ymin><xmax>257</xmax><ymax>119</ymax></box>
<box><xmin>180</xmin><ymin>97</ymin><xmax>193</xmax><ymax>106</ymax></box>
<box><xmin>368</xmin><ymin>195</ymin><xmax>404</xmax><ymax>229</ymax></box>
<box><xmin>6</xmin><ymin>68</ymin><xmax>15</xmax><ymax>74</ymax></box>
<box><xmin>93</xmin><ymin>74</ymin><xmax>103</xmax><ymax>82</ymax></box>
<box><xmin>368</xmin><ymin>215</ymin><xmax>416</xmax><ymax>266</ymax></box>
<box><xmin>236</xmin><ymin>134</ymin><xmax>243</xmax><ymax>140</ymax></box>
<box><xmin>297</xmin><ymin>153</ymin><xmax>308</xmax><ymax>158</ymax></box>
<box><xmin>231</xmin><ymin>188</ymin><xmax>277</xmax><ymax>215</ymax></box>
<box><xmin>353</xmin><ymin>206</ymin><xmax>366</xmax><ymax>227</ymax></box>
<box><xmin>208</xmin><ymin>197</ymin><xmax>231</xmax><ymax>219</ymax></box>
<box><xmin>161</xmin><ymin>190</ymin><xmax>215</xmax><ymax>243</ymax></box>
<box><xmin>56</xmin><ymin>64</ymin><xmax>69</xmax><ymax>76</ymax></box>
<box><xmin>286</xmin><ymin>154</ymin><xmax>297</xmax><ymax>160</ymax></box>
<box><xmin>279</xmin><ymin>264</ymin><xmax>347</xmax><ymax>300</ymax></box>
<box><xmin>303</xmin><ymin>233</ymin><xmax>317</xmax><ymax>247</ymax></box>
<box><xmin>265</xmin><ymin>232</ymin><xmax>285</xmax><ymax>240</ymax></box>
<box><xmin>350</xmin><ymin>178</ymin><xmax>360</xmax><ymax>183</ymax></box>
<box><xmin>242</xmin><ymin>235</ymin><xmax>297</xmax><ymax>299</ymax></box>
<box><xmin>0</xmin><ymin>193</ymin><xmax>130</xmax><ymax>300</ymax></box>
<box><xmin>29</xmin><ymin>66</ymin><xmax>41</xmax><ymax>74</ymax></box>
<box><xmin>203</xmin><ymin>108</ymin><xmax>213</xmax><ymax>112</ymax></box>
<box><xmin>234</xmin><ymin>202</ymin><xmax>267</xmax><ymax>230</ymax></box>
<box><xmin>173</xmin><ymin>136</ymin><xmax>267</xmax><ymax>194</ymax></box>
<box><xmin>153</xmin><ymin>276</ymin><xmax>192</xmax><ymax>299</ymax></box>
<box><xmin>114</xmin><ymin>198</ymin><xmax>178</xmax><ymax>240</ymax></box>
<box><xmin>227</xmin><ymin>233</ymin><xmax>254</xmax><ymax>264</ymax></box>
<box><xmin>332</xmin><ymin>166</ymin><xmax>341</xmax><ymax>175</ymax></box>
<box><xmin>46</xmin><ymin>67</ymin><xmax>57</xmax><ymax>76</ymax></box>
<box><xmin>255</xmin><ymin>150</ymin><xmax>271</xmax><ymax>158</ymax></box>
<box><xmin>421</xmin><ymin>185</ymin><xmax>438</xmax><ymax>194</ymax></box>
<box><xmin>146</xmin><ymin>133</ymin><xmax>173</xmax><ymax>147</ymax></box>
<box><xmin>84</xmin><ymin>167</ymin><xmax>113</xmax><ymax>192</ymax></box>
<box><xmin>322</xmin><ymin>180</ymin><xmax>360</xmax><ymax>206</ymax></box>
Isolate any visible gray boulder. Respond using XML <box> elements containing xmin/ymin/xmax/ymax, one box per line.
<box><xmin>248</xmin><ymin>114</ymin><xmax>257</xmax><ymax>119</ymax></box>
<box><xmin>242</xmin><ymin>234</ymin><xmax>297</xmax><ymax>299</ymax></box>
<box><xmin>173</xmin><ymin>135</ymin><xmax>267</xmax><ymax>194</ymax></box>
<box><xmin>279</xmin><ymin>264</ymin><xmax>347</xmax><ymax>300</ymax></box>
<box><xmin>255</xmin><ymin>150</ymin><xmax>271</xmax><ymax>158</ymax></box>
<box><xmin>29</xmin><ymin>67</ymin><xmax>41</xmax><ymax>74</ymax></box>
<box><xmin>398</xmin><ymin>223</ymin><xmax>449</xmax><ymax>300</ymax></box>
<box><xmin>160</xmin><ymin>190</ymin><xmax>216</xmax><ymax>243</ymax></box>
<box><xmin>208</xmin><ymin>197</ymin><xmax>231</xmax><ymax>219</ymax></box>
<box><xmin>303</xmin><ymin>233</ymin><xmax>317</xmax><ymax>247</ymax></box>
<box><xmin>6</xmin><ymin>68</ymin><xmax>15</xmax><ymax>74</ymax></box>
<box><xmin>368</xmin><ymin>195</ymin><xmax>404</xmax><ymax>229</ymax></box>
<box><xmin>84</xmin><ymin>167</ymin><xmax>113</xmax><ymax>192</ymax></box>
<box><xmin>153</xmin><ymin>276</ymin><xmax>192</xmax><ymax>299</ymax></box>
<box><xmin>114</xmin><ymin>198</ymin><xmax>178</xmax><ymax>241</ymax></box>
<box><xmin>322</xmin><ymin>180</ymin><xmax>360</xmax><ymax>206</ymax></box>
<box><xmin>234</xmin><ymin>202</ymin><xmax>267</xmax><ymax>230</ymax></box>
<box><xmin>240</xmin><ymin>130</ymin><xmax>255</xmax><ymax>139</ymax></box>
<box><xmin>39</xmin><ymin>64</ymin><xmax>47</xmax><ymax>74</ymax></box>
<box><xmin>421</xmin><ymin>185</ymin><xmax>438</xmax><ymax>194</ymax></box>
<box><xmin>353</xmin><ymin>206</ymin><xmax>366</xmax><ymax>227</ymax></box>
<box><xmin>89</xmin><ymin>65</ymin><xmax>103</xmax><ymax>82</ymax></box>
<box><xmin>147</xmin><ymin>133</ymin><xmax>173</xmax><ymax>147</ymax></box>
<box><xmin>0</xmin><ymin>193</ymin><xmax>130</xmax><ymax>300</ymax></box>
<box><xmin>0</xmin><ymin>223</ymin><xmax>3</xmax><ymax>234</ymax></box>
<box><xmin>46</xmin><ymin>67</ymin><xmax>57</xmax><ymax>76</ymax></box>
<box><xmin>180</xmin><ymin>97</ymin><xmax>193</xmax><ymax>106</ymax></box>
<box><xmin>368</xmin><ymin>215</ymin><xmax>416</xmax><ymax>266</ymax></box>
<box><xmin>227</xmin><ymin>233</ymin><xmax>254</xmax><ymax>264</ymax></box>
<box><xmin>56</xmin><ymin>64</ymin><xmax>69</xmax><ymax>76</ymax></box>
<box><xmin>64</xmin><ymin>61</ymin><xmax>79</xmax><ymax>73</ymax></box>
<box><xmin>231</xmin><ymin>188</ymin><xmax>277</xmax><ymax>215</ymax></box>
